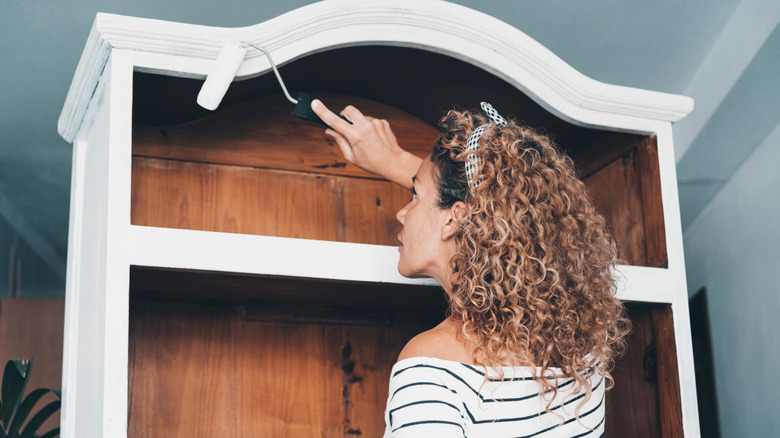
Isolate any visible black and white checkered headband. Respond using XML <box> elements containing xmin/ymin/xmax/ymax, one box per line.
<box><xmin>465</xmin><ymin>102</ymin><xmax>507</xmax><ymax>187</ymax></box>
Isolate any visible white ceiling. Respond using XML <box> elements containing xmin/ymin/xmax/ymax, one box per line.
<box><xmin>1</xmin><ymin>0</ymin><xmax>777</xmax><ymax>284</ymax></box>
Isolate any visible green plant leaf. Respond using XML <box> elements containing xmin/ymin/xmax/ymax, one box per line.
<box><xmin>9</xmin><ymin>364</ymin><xmax>26</xmax><ymax>382</ymax></box>
<box><xmin>18</xmin><ymin>399</ymin><xmax>59</xmax><ymax>438</ymax></box>
<box><xmin>1</xmin><ymin>360</ymin><xmax>31</xmax><ymax>427</ymax></box>
<box><xmin>37</xmin><ymin>427</ymin><xmax>59</xmax><ymax>438</ymax></box>
<box><xmin>7</xmin><ymin>388</ymin><xmax>57</xmax><ymax>438</ymax></box>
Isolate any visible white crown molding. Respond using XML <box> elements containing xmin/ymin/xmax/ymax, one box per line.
<box><xmin>58</xmin><ymin>0</ymin><xmax>694</xmax><ymax>142</ymax></box>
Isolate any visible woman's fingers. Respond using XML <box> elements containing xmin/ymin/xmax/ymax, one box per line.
<box><xmin>311</xmin><ymin>100</ymin><xmax>409</xmax><ymax>183</ymax></box>
<box><xmin>325</xmin><ymin>129</ymin><xmax>354</xmax><ymax>162</ymax></box>
<box><xmin>341</xmin><ymin>105</ymin><xmax>367</xmax><ymax>125</ymax></box>
<box><xmin>381</xmin><ymin>119</ymin><xmax>399</xmax><ymax>144</ymax></box>
<box><xmin>311</xmin><ymin>99</ymin><xmax>353</xmax><ymax>134</ymax></box>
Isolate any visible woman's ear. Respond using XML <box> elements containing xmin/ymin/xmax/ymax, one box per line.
<box><xmin>441</xmin><ymin>201</ymin><xmax>466</xmax><ymax>240</ymax></box>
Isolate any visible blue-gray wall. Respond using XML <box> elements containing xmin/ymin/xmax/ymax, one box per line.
<box><xmin>0</xmin><ymin>213</ymin><xmax>63</xmax><ymax>298</ymax></box>
<box><xmin>684</xmin><ymin>123</ymin><xmax>780</xmax><ymax>436</ymax></box>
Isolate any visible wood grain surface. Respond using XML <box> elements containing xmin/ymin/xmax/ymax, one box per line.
<box><xmin>129</xmin><ymin>92</ymin><xmax>680</xmax><ymax>436</ymax></box>
<box><xmin>0</xmin><ymin>297</ymin><xmax>682</xmax><ymax>436</ymax></box>
<box><xmin>131</xmin><ymin>94</ymin><xmax>433</xmax><ymax>245</ymax></box>
<box><xmin>636</xmin><ymin>137</ymin><xmax>669</xmax><ymax>268</ymax></box>
<box><xmin>128</xmin><ymin>298</ymin><xmax>439</xmax><ymax>438</ymax></box>
<box><xmin>605</xmin><ymin>303</ymin><xmax>662</xmax><ymax>438</ymax></box>
<box><xmin>129</xmin><ymin>267</ymin><xmax>446</xmax><ymax>312</ymax></box>
<box><xmin>583</xmin><ymin>148</ymin><xmax>648</xmax><ymax>266</ymax></box>
<box><xmin>133</xmin><ymin>93</ymin><xmax>665</xmax><ymax>268</ymax></box>
<box><xmin>652</xmin><ymin>305</ymin><xmax>684</xmax><ymax>437</ymax></box>
<box><xmin>131</xmin><ymin>156</ymin><xmax>412</xmax><ymax>245</ymax></box>
<box><xmin>133</xmin><ymin>94</ymin><xmax>438</xmax><ymax>180</ymax></box>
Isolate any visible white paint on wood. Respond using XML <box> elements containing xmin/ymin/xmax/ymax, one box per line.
<box><xmin>130</xmin><ymin>225</ymin><xmax>678</xmax><ymax>304</ymax></box>
<box><xmin>656</xmin><ymin>122</ymin><xmax>701</xmax><ymax>437</ymax></box>
<box><xmin>100</xmin><ymin>49</ymin><xmax>134</xmax><ymax>438</ymax></box>
<box><xmin>58</xmin><ymin>0</ymin><xmax>693</xmax><ymax>143</ymax></box>
<box><xmin>60</xmin><ymin>51</ymin><xmax>135</xmax><ymax>438</ymax></box>
<box><xmin>58</xmin><ymin>19</ymin><xmax>112</xmax><ymax>144</ymax></box>
<box><xmin>57</xmin><ymin>3</ymin><xmax>700</xmax><ymax>437</ymax></box>
<box><xmin>62</xmin><ymin>60</ymin><xmax>111</xmax><ymax>438</ymax></box>
<box><xmin>60</xmin><ymin>83</ymin><xmax>92</xmax><ymax>438</ymax></box>
<box><xmin>612</xmin><ymin>265</ymin><xmax>674</xmax><ymax>304</ymax></box>
<box><xmin>129</xmin><ymin>225</ymin><xmax>439</xmax><ymax>287</ymax></box>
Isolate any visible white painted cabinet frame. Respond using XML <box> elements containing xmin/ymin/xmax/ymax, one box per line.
<box><xmin>57</xmin><ymin>1</ymin><xmax>698</xmax><ymax>436</ymax></box>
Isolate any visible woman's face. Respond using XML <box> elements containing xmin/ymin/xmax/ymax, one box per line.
<box><xmin>395</xmin><ymin>157</ymin><xmax>452</xmax><ymax>280</ymax></box>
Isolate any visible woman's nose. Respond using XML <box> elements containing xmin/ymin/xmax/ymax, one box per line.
<box><xmin>396</xmin><ymin>204</ymin><xmax>408</xmax><ymax>225</ymax></box>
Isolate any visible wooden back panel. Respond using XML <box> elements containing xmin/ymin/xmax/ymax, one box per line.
<box><xmin>132</xmin><ymin>94</ymin><xmax>666</xmax><ymax>266</ymax></box>
<box><xmin>605</xmin><ymin>303</ymin><xmax>684</xmax><ymax>437</ymax></box>
<box><xmin>580</xmin><ymin>135</ymin><xmax>668</xmax><ymax>268</ymax></box>
<box><xmin>0</xmin><ymin>297</ymin><xmax>682</xmax><ymax>436</ymax></box>
<box><xmin>132</xmin><ymin>94</ymin><xmax>436</xmax><ymax>246</ymax></box>
<box><xmin>128</xmin><ymin>293</ymin><xmax>683</xmax><ymax>437</ymax></box>
<box><xmin>128</xmin><ymin>297</ymin><xmax>440</xmax><ymax>437</ymax></box>
<box><xmin>131</xmin><ymin>157</ymin><xmax>414</xmax><ymax>244</ymax></box>
<box><xmin>133</xmin><ymin>94</ymin><xmax>436</xmax><ymax>179</ymax></box>
<box><xmin>130</xmin><ymin>93</ymin><xmax>680</xmax><ymax>436</ymax></box>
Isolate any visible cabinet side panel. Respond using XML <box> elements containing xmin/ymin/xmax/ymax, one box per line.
<box><xmin>654</xmin><ymin>123</ymin><xmax>699</xmax><ymax>436</ymax></box>
<box><xmin>64</xmin><ymin>90</ymin><xmax>111</xmax><ymax>438</ymax></box>
<box><xmin>605</xmin><ymin>303</ymin><xmax>661</xmax><ymax>437</ymax></box>
<box><xmin>582</xmin><ymin>149</ymin><xmax>648</xmax><ymax>266</ymax></box>
<box><xmin>63</xmin><ymin>50</ymin><xmax>134</xmax><ymax>438</ymax></box>
<box><xmin>636</xmin><ymin>137</ymin><xmax>668</xmax><ymax>268</ymax></box>
<box><xmin>579</xmin><ymin>137</ymin><xmax>669</xmax><ymax>269</ymax></box>
<box><xmin>652</xmin><ymin>305</ymin><xmax>684</xmax><ymax>437</ymax></box>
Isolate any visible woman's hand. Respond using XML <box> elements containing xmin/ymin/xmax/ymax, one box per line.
<box><xmin>311</xmin><ymin>99</ymin><xmax>422</xmax><ymax>190</ymax></box>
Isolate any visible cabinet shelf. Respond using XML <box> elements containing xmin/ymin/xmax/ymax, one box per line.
<box><xmin>128</xmin><ymin>225</ymin><xmax>673</xmax><ymax>304</ymax></box>
<box><xmin>128</xmin><ymin>225</ymin><xmax>437</xmax><ymax>286</ymax></box>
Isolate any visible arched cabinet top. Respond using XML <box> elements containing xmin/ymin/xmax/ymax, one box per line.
<box><xmin>58</xmin><ymin>0</ymin><xmax>693</xmax><ymax>142</ymax></box>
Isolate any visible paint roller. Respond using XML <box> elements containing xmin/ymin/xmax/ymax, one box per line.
<box><xmin>197</xmin><ymin>41</ymin><xmax>351</xmax><ymax>126</ymax></box>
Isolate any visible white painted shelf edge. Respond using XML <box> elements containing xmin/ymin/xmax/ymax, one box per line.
<box><xmin>58</xmin><ymin>0</ymin><xmax>694</xmax><ymax>142</ymax></box>
<box><xmin>129</xmin><ymin>225</ymin><xmax>674</xmax><ymax>303</ymax></box>
<box><xmin>129</xmin><ymin>225</ymin><xmax>438</xmax><ymax>286</ymax></box>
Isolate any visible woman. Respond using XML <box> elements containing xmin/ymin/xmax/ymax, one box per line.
<box><xmin>312</xmin><ymin>99</ymin><xmax>630</xmax><ymax>437</ymax></box>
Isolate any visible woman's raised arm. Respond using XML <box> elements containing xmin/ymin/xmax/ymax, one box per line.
<box><xmin>311</xmin><ymin>99</ymin><xmax>422</xmax><ymax>190</ymax></box>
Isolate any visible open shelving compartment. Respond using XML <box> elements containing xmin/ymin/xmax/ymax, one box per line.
<box><xmin>58</xmin><ymin>3</ymin><xmax>698</xmax><ymax>437</ymax></box>
<box><xmin>126</xmin><ymin>45</ymin><xmax>683</xmax><ymax>437</ymax></box>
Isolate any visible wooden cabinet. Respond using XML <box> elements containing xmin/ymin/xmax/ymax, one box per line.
<box><xmin>58</xmin><ymin>2</ymin><xmax>698</xmax><ymax>436</ymax></box>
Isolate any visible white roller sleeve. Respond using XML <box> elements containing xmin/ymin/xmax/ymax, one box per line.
<box><xmin>196</xmin><ymin>41</ymin><xmax>246</xmax><ymax>110</ymax></box>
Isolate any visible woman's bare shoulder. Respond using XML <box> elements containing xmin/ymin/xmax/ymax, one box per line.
<box><xmin>397</xmin><ymin>319</ymin><xmax>472</xmax><ymax>363</ymax></box>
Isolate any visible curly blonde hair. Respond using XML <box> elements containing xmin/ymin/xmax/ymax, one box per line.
<box><xmin>430</xmin><ymin>107</ymin><xmax>631</xmax><ymax>423</ymax></box>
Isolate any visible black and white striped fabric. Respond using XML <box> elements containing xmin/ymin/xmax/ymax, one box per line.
<box><xmin>383</xmin><ymin>357</ymin><xmax>604</xmax><ymax>438</ymax></box>
<box><xmin>464</xmin><ymin>102</ymin><xmax>508</xmax><ymax>188</ymax></box>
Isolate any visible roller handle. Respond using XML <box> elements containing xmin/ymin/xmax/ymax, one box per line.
<box><xmin>291</xmin><ymin>92</ymin><xmax>352</xmax><ymax>127</ymax></box>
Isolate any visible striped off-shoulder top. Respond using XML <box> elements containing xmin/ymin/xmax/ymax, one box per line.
<box><xmin>383</xmin><ymin>356</ymin><xmax>604</xmax><ymax>438</ymax></box>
